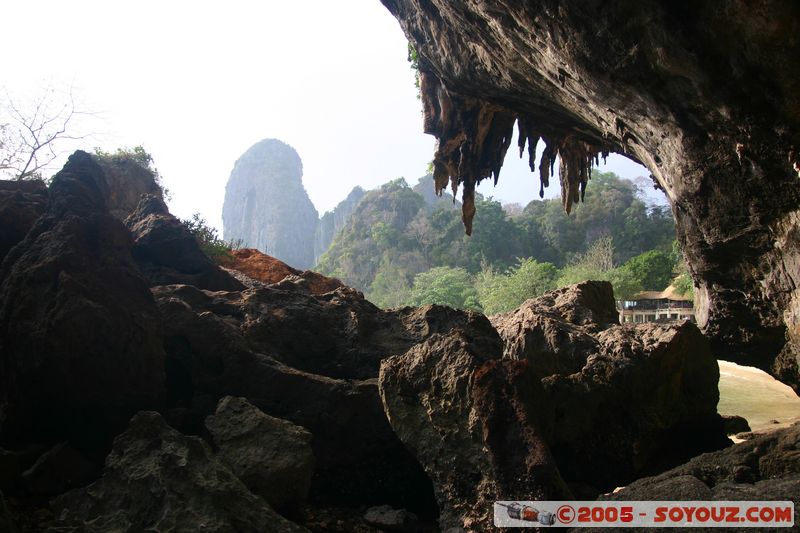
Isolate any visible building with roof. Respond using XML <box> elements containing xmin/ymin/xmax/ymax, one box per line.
<box><xmin>618</xmin><ymin>285</ymin><xmax>695</xmax><ymax>323</ymax></box>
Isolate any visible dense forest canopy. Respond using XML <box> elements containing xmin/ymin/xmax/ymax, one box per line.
<box><xmin>316</xmin><ymin>171</ymin><xmax>683</xmax><ymax>312</ymax></box>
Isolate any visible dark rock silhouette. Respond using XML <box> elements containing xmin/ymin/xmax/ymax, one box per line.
<box><xmin>0</xmin><ymin>151</ymin><xmax>165</xmax><ymax>451</ymax></box>
<box><xmin>598</xmin><ymin>422</ymin><xmax>800</xmax><ymax>522</ymax></box>
<box><xmin>223</xmin><ymin>139</ymin><xmax>318</xmax><ymax>269</ymax></box>
<box><xmin>125</xmin><ymin>194</ymin><xmax>243</xmax><ymax>291</ymax></box>
<box><xmin>0</xmin><ymin>180</ymin><xmax>47</xmax><ymax>264</ymax></box>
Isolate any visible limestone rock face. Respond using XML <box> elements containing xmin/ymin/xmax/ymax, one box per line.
<box><xmin>125</xmin><ymin>194</ymin><xmax>244</xmax><ymax>291</ymax></box>
<box><xmin>0</xmin><ymin>151</ymin><xmax>165</xmax><ymax>450</ymax></box>
<box><xmin>313</xmin><ymin>186</ymin><xmax>365</xmax><ymax>264</ymax></box>
<box><xmin>49</xmin><ymin>411</ymin><xmax>307</xmax><ymax>533</ymax></box>
<box><xmin>382</xmin><ymin>0</ymin><xmax>800</xmax><ymax>391</ymax></box>
<box><xmin>223</xmin><ymin>139</ymin><xmax>318</xmax><ymax>269</ymax></box>
<box><xmin>0</xmin><ymin>180</ymin><xmax>47</xmax><ymax>264</ymax></box>
<box><xmin>205</xmin><ymin>396</ymin><xmax>315</xmax><ymax>515</ymax></box>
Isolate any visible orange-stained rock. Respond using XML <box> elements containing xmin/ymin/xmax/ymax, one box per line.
<box><xmin>226</xmin><ymin>248</ymin><xmax>344</xmax><ymax>295</ymax></box>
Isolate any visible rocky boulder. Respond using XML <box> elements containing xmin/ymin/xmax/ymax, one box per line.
<box><xmin>542</xmin><ymin>321</ymin><xmax>729</xmax><ymax>491</ymax></box>
<box><xmin>495</xmin><ymin>282</ymin><xmax>728</xmax><ymax>491</ymax></box>
<box><xmin>223</xmin><ymin>139</ymin><xmax>319</xmax><ymax>269</ymax></box>
<box><xmin>153</xmin><ymin>284</ymin><xmax>438</xmax><ymax>517</ymax></box>
<box><xmin>125</xmin><ymin>194</ymin><xmax>243</xmax><ymax>291</ymax></box>
<box><xmin>491</xmin><ymin>281</ymin><xmax>616</xmax><ymax>378</ymax></box>
<box><xmin>205</xmin><ymin>396</ymin><xmax>315</xmax><ymax>515</ymax></box>
<box><xmin>49</xmin><ymin>411</ymin><xmax>307</xmax><ymax>532</ymax></box>
<box><xmin>591</xmin><ymin>423</ymin><xmax>800</xmax><ymax>532</ymax></box>
<box><xmin>0</xmin><ymin>151</ymin><xmax>165</xmax><ymax>451</ymax></box>
<box><xmin>379</xmin><ymin>318</ymin><xmax>571</xmax><ymax>531</ymax></box>
<box><xmin>0</xmin><ymin>179</ymin><xmax>47</xmax><ymax>264</ymax></box>
<box><xmin>226</xmin><ymin>248</ymin><xmax>344</xmax><ymax>295</ymax></box>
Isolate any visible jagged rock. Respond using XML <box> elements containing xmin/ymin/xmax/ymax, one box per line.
<box><xmin>0</xmin><ymin>179</ymin><xmax>47</xmax><ymax>264</ymax></box>
<box><xmin>382</xmin><ymin>1</ymin><xmax>800</xmax><ymax>392</ymax></box>
<box><xmin>379</xmin><ymin>320</ymin><xmax>571</xmax><ymax>531</ymax></box>
<box><xmin>48</xmin><ymin>411</ymin><xmax>307</xmax><ymax>533</ymax></box>
<box><xmin>153</xmin><ymin>284</ymin><xmax>438</xmax><ymax>517</ymax></box>
<box><xmin>722</xmin><ymin>415</ymin><xmax>752</xmax><ymax>435</ymax></box>
<box><xmin>205</xmin><ymin>396</ymin><xmax>315</xmax><ymax>515</ymax></box>
<box><xmin>588</xmin><ymin>423</ymin><xmax>800</xmax><ymax>532</ymax></box>
<box><xmin>156</xmin><ymin>281</ymin><xmax>486</xmax><ymax>381</ymax></box>
<box><xmin>223</xmin><ymin>139</ymin><xmax>319</xmax><ymax>269</ymax></box>
<box><xmin>226</xmin><ymin>248</ymin><xmax>344</xmax><ymax>295</ymax></box>
<box><xmin>95</xmin><ymin>152</ymin><xmax>164</xmax><ymax>221</ymax></box>
<box><xmin>363</xmin><ymin>505</ymin><xmax>420</xmax><ymax>533</ymax></box>
<box><xmin>21</xmin><ymin>442</ymin><xmax>99</xmax><ymax>497</ymax></box>
<box><xmin>491</xmin><ymin>281</ymin><xmax>616</xmax><ymax>378</ymax></box>
<box><xmin>314</xmin><ymin>186</ymin><xmax>365</xmax><ymax>264</ymax></box>
<box><xmin>496</xmin><ymin>282</ymin><xmax>728</xmax><ymax>490</ymax></box>
<box><xmin>381</xmin><ymin>282</ymin><xmax>727</xmax><ymax>528</ymax></box>
<box><xmin>542</xmin><ymin>321</ymin><xmax>729</xmax><ymax>491</ymax></box>
<box><xmin>0</xmin><ymin>151</ymin><xmax>165</xmax><ymax>450</ymax></box>
<box><xmin>125</xmin><ymin>193</ymin><xmax>244</xmax><ymax>291</ymax></box>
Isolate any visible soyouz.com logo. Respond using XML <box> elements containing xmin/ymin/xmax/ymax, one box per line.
<box><xmin>493</xmin><ymin>501</ymin><xmax>795</xmax><ymax>528</ymax></box>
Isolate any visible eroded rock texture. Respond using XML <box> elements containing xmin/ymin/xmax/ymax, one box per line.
<box><xmin>205</xmin><ymin>396</ymin><xmax>315</xmax><ymax>515</ymax></box>
<box><xmin>153</xmin><ymin>283</ymin><xmax>439</xmax><ymax>517</ymax></box>
<box><xmin>49</xmin><ymin>411</ymin><xmax>307</xmax><ymax>533</ymax></box>
<box><xmin>382</xmin><ymin>0</ymin><xmax>800</xmax><ymax>391</ymax></box>
<box><xmin>0</xmin><ymin>152</ymin><xmax>164</xmax><ymax>450</ymax></box>
<box><xmin>223</xmin><ymin>139</ymin><xmax>319</xmax><ymax>269</ymax></box>
<box><xmin>125</xmin><ymin>194</ymin><xmax>244</xmax><ymax>291</ymax></box>
<box><xmin>380</xmin><ymin>282</ymin><xmax>728</xmax><ymax>530</ymax></box>
<box><xmin>0</xmin><ymin>180</ymin><xmax>47</xmax><ymax>263</ymax></box>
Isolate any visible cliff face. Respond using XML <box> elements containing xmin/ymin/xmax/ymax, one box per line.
<box><xmin>223</xmin><ymin>139</ymin><xmax>319</xmax><ymax>270</ymax></box>
<box><xmin>313</xmin><ymin>186</ymin><xmax>365</xmax><ymax>265</ymax></box>
<box><xmin>382</xmin><ymin>0</ymin><xmax>800</xmax><ymax>391</ymax></box>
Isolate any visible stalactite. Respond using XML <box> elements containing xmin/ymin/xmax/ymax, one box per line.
<box><xmin>420</xmin><ymin>69</ymin><xmax>610</xmax><ymax>232</ymax></box>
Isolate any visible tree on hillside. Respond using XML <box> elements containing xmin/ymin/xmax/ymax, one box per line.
<box><xmin>621</xmin><ymin>250</ymin><xmax>675</xmax><ymax>290</ymax></box>
<box><xmin>409</xmin><ymin>266</ymin><xmax>480</xmax><ymax>310</ymax></box>
<box><xmin>477</xmin><ymin>258</ymin><xmax>558</xmax><ymax>314</ymax></box>
<box><xmin>556</xmin><ymin>236</ymin><xmax>642</xmax><ymax>300</ymax></box>
<box><xmin>1</xmin><ymin>86</ymin><xmax>92</xmax><ymax>180</ymax></box>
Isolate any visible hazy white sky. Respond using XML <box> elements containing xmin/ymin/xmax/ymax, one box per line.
<box><xmin>2</xmin><ymin>0</ymin><xmax>651</xmax><ymax>231</ymax></box>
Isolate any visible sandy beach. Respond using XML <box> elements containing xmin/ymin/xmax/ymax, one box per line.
<box><xmin>718</xmin><ymin>360</ymin><xmax>800</xmax><ymax>433</ymax></box>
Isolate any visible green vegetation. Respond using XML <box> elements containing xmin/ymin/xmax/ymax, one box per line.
<box><xmin>410</xmin><ymin>266</ymin><xmax>480</xmax><ymax>310</ymax></box>
<box><xmin>477</xmin><ymin>259</ymin><xmax>558</xmax><ymax>315</ymax></box>
<box><xmin>316</xmin><ymin>171</ymin><xmax>686</xmax><ymax>312</ymax></box>
<box><xmin>94</xmin><ymin>146</ymin><xmax>170</xmax><ymax>199</ymax></box>
<box><xmin>182</xmin><ymin>213</ymin><xmax>242</xmax><ymax>264</ymax></box>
